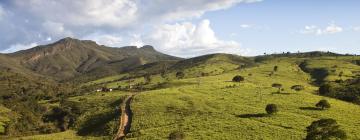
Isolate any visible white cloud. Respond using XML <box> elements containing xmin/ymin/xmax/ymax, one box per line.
<box><xmin>83</xmin><ymin>34</ymin><xmax>123</xmax><ymax>47</ymax></box>
<box><xmin>240</xmin><ymin>24</ymin><xmax>252</xmax><ymax>28</ymax></box>
<box><xmin>323</xmin><ymin>24</ymin><xmax>343</xmax><ymax>34</ymax></box>
<box><xmin>2</xmin><ymin>42</ymin><xmax>38</xmax><ymax>53</ymax></box>
<box><xmin>13</xmin><ymin>0</ymin><xmax>138</xmax><ymax>28</ymax></box>
<box><xmin>129</xmin><ymin>34</ymin><xmax>145</xmax><ymax>47</ymax></box>
<box><xmin>0</xmin><ymin>5</ymin><xmax>5</xmax><ymax>20</ymax></box>
<box><xmin>300</xmin><ymin>23</ymin><xmax>343</xmax><ymax>35</ymax></box>
<box><xmin>354</xmin><ymin>26</ymin><xmax>360</xmax><ymax>31</ymax></box>
<box><xmin>0</xmin><ymin>0</ymin><xmax>262</xmax><ymax>54</ymax></box>
<box><xmin>144</xmin><ymin>19</ymin><xmax>248</xmax><ymax>57</ymax></box>
<box><xmin>42</xmin><ymin>21</ymin><xmax>73</xmax><ymax>37</ymax></box>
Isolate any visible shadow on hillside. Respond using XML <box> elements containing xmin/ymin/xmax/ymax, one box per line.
<box><xmin>77</xmin><ymin>109</ymin><xmax>120</xmax><ymax>136</ymax></box>
<box><xmin>299</xmin><ymin>107</ymin><xmax>322</xmax><ymax>111</ymax></box>
<box><xmin>271</xmin><ymin>92</ymin><xmax>291</xmax><ymax>95</ymax></box>
<box><xmin>237</xmin><ymin>113</ymin><xmax>268</xmax><ymax>118</ymax></box>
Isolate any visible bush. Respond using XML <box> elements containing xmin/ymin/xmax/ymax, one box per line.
<box><xmin>169</xmin><ymin>131</ymin><xmax>185</xmax><ymax>140</ymax></box>
<box><xmin>272</xmin><ymin>83</ymin><xmax>282</xmax><ymax>93</ymax></box>
<box><xmin>176</xmin><ymin>72</ymin><xmax>185</xmax><ymax>79</ymax></box>
<box><xmin>273</xmin><ymin>66</ymin><xmax>278</xmax><ymax>72</ymax></box>
<box><xmin>291</xmin><ymin>85</ymin><xmax>304</xmax><ymax>91</ymax></box>
<box><xmin>232</xmin><ymin>75</ymin><xmax>244</xmax><ymax>82</ymax></box>
<box><xmin>316</xmin><ymin>99</ymin><xmax>330</xmax><ymax>110</ymax></box>
<box><xmin>265</xmin><ymin>104</ymin><xmax>278</xmax><ymax>115</ymax></box>
<box><xmin>306</xmin><ymin>119</ymin><xmax>346</xmax><ymax>140</ymax></box>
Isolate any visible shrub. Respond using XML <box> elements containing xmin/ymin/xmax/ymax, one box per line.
<box><xmin>316</xmin><ymin>99</ymin><xmax>330</xmax><ymax>110</ymax></box>
<box><xmin>273</xmin><ymin>66</ymin><xmax>278</xmax><ymax>72</ymax></box>
<box><xmin>144</xmin><ymin>74</ymin><xmax>151</xmax><ymax>84</ymax></box>
<box><xmin>169</xmin><ymin>131</ymin><xmax>185</xmax><ymax>140</ymax></box>
<box><xmin>232</xmin><ymin>75</ymin><xmax>244</xmax><ymax>82</ymax></box>
<box><xmin>306</xmin><ymin>119</ymin><xmax>346</xmax><ymax>140</ymax></box>
<box><xmin>291</xmin><ymin>85</ymin><xmax>304</xmax><ymax>91</ymax></box>
<box><xmin>176</xmin><ymin>72</ymin><xmax>185</xmax><ymax>79</ymax></box>
<box><xmin>265</xmin><ymin>104</ymin><xmax>278</xmax><ymax>115</ymax></box>
<box><xmin>272</xmin><ymin>83</ymin><xmax>282</xmax><ymax>93</ymax></box>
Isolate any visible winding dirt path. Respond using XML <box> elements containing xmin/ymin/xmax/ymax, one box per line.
<box><xmin>114</xmin><ymin>95</ymin><xmax>134</xmax><ymax>140</ymax></box>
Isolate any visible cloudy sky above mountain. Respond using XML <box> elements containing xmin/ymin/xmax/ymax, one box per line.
<box><xmin>0</xmin><ymin>0</ymin><xmax>359</xmax><ymax>57</ymax></box>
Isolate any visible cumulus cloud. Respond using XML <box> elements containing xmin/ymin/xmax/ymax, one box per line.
<box><xmin>300</xmin><ymin>23</ymin><xmax>343</xmax><ymax>35</ymax></box>
<box><xmin>354</xmin><ymin>26</ymin><xmax>360</xmax><ymax>31</ymax></box>
<box><xmin>0</xmin><ymin>0</ymin><xmax>261</xmax><ymax>54</ymax></box>
<box><xmin>82</xmin><ymin>34</ymin><xmax>123</xmax><ymax>47</ymax></box>
<box><xmin>2</xmin><ymin>42</ymin><xmax>38</xmax><ymax>53</ymax></box>
<box><xmin>0</xmin><ymin>5</ymin><xmax>4</xmax><ymax>19</ymax></box>
<box><xmin>240</xmin><ymin>24</ymin><xmax>252</xmax><ymax>29</ymax></box>
<box><xmin>143</xmin><ymin>19</ymin><xmax>248</xmax><ymax>57</ymax></box>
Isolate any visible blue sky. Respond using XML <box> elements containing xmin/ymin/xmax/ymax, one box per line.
<box><xmin>204</xmin><ymin>0</ymin><xmax>360</xmax><ymax>55</ymax></box>
<box><xmin>0</xmin><ymin>0</ymin><xmax>359</xmax><ymax>57</ymax></box>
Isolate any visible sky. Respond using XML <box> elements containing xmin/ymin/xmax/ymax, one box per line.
<box><xmin>0</xmin><ymin>0</ymin><xmax>359</xmax><ymax>57</ymax></box>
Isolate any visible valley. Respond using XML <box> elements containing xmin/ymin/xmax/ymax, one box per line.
<box><xmin>0</xmin><ymin>38</ymin><xmax>359</xmax><ymax>140</ymax></box>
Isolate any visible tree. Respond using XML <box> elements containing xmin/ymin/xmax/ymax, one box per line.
<box><xmin>232</xmin><ymin>75</ymin><xmax>244</xmax><ymax>82</ymax></box>
<box><xmin>291</xmin><ymin>85</ymin><xmax>304</xmax><ymax>92</ymax></box>
<box><xmin>316</xmin><ymin>99</ymin><xmax>331</xmax><ymax>110</ymax></box>
<box><xmin>265</xmin><ymin>104</ymin><xmax>278</xmax><ymax>115</ymax></box>
<box><xmin>272</xmin><ymin>83</ymin><xmax>282</xmax><ymax>93</ymax></box>
<box><xmin>176</xmin><ymin>71</ymin><xmax>185</xmax><ymax>79</ymax></box>
<box><xmin>273</xmin><ymin>66</ymin><xmax>278</xmax><ymax>72</ymax></box>
<box><xmin>305</xmin><ymin>119</ymin><xmax>346</xmax><ymax>140</ymax></box>
<box><xmin>169</xmin><ymin>131</ymin><xmax>185</xmax><ymax>140</ymax></box>
<box><xmin>144</xmin><ymin>74</ymin><xmax>151</xmax><ymax>84</ymax></box>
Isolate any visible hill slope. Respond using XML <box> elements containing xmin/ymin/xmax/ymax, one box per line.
<box><xmin>5</xmin><ymin>38</ymin><xmax>180</xmax><ymax>81</ymax></box>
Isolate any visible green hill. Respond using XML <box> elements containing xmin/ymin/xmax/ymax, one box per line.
<box><xmin>1</xmin><ymin>39</ymin><xmax>359</xmax><ymax>139</ymax></box>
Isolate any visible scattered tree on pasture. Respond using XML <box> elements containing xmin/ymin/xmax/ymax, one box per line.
<box><xmin>305</xmin><ymin>119</ymin><xmax>346</xmax><ymax>140</ymax></box>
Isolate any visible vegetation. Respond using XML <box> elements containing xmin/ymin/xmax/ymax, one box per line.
<box><xmin>265</xmin><ymin>104</ymin><xmax>278</xmax><ymax>115</ymax></box>
<box><xmin>168</xmin><ymin>131</ymin><xmax>185</xmax><ymax>140</ymax></box>
<box><xmin>316</xmin><ymin>100</ymin><xmax>331</xmax><ymax>110</ymax></box>
<box><xmin>306</xmin><ymin>119</ymin><xmax>346</xmax><ymax>140</ymax></box>
<box><xmin>176</xmin><ymin>72</ymin><xmax>185</xmax><ymax>79</ymax></box>
<box><xmin>291</xmin><ymin>85</ymin><xmax>305</xmax><ymax>91</ymax></box>
<box><xmin>0</xmin><ymin>43</ymin><xmax>359</xmax><ymax>140</ymax></box>
<box><xmin>232</xmin><ymin>75</ymin><xmax>244</xmax><ymax>82</ymax></box>
<box><xmin>271</xmin><ymin>83</ymin><xmax>282</xmax><ymax>93</ymax></box>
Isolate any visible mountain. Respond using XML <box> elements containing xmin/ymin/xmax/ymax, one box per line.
<box><xmin>3</xmin><ymin>37</ymin><xmax>181</xmax><ymax>81</ymax></box>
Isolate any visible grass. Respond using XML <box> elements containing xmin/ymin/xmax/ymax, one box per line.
<box><xmin>125</xmin><ymin>57</ymin><xmax>360</xmax><ymax>139</ymax></box>
<box><xmin>0</xmin><ymin>105</ymin><xmax>11</xmax><ymax>134</ymax></box>
<box><xmin>11</xmin><ymin>56</ymin><xmax>360</xmax><ymax>139</ymax></box>
<box><xmin>12</xmin><ymin>130</ymin><xmax>104</xmax><ymax>140</ymax></box>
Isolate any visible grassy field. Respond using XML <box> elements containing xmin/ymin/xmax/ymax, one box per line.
<box><xmin>125</xmin><ymin>57</ymin><xmax>360</xmax><ymax>139</ymax></box>
<box><xmin>11</xmin><ymin>55</ymin><xmax>360</xmax><ymax>139</ymax></box>
<box><xmin>0</xmin><ymin>105</ymin><xmax>11</xmax><ymax>134</ymax></box>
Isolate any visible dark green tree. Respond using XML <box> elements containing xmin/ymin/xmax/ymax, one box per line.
<box><xmin>291</xmin><ymin>85</ymin><xmax>304</xmax><ymax>92</ymax></box>
<box><xmin>232</xmin><ymin>75</ymin><xmax>245</xmax><ymax>82</ymax></box>
<box><xmin>176</xmin><ymin>71</ymin><xmax>185</xmax><ymax>79</ymax></box>
<box><xmin>144</xmin><ymin>74</ymin><xmax>151</xmax><ymax>84</ymax></box>
<box><xmin>306</xmin><ymin>119</ymin><xmax>346</xmax><ymax>140</ymax></box>
<box><xmin>273</xmin><ymin>66</ymin><xmax>278</xmax><ymax>72</ymax></box>
<box><xmin>272</xmin><ymin>83</ymin><xmax>282</xmax><ymax>93</ymax></box>
<box><xmin>265</xmin><ymin>104</ymin><xmax>278</xmax><ymax>115</ymax></box>
<box><xmin>316</xmin><ymin>99</ymin><xmax>331</xmax><ymax>110</ymax></box>
<box><xmin>169</xmin><ymin>131</ymin><xmax>185</xmax><ymax>140</ymax></box>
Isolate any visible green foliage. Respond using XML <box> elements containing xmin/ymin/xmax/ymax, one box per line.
<box><xmin>271</xmin><ymin>83</ymin><xmax>282</xmax><ymax>93</ymax></box>
<box><xmin>291</xmin><ymin>85</ymin><xmax>304</xmax><ymax>91</ymax></box>
<box><xmin>169</xmin><ymin>131</ymin><xmax>185</xmax><ymax>140</ymax></box>
<box><xmin>316</xmin><ymin>100</ymin><xmax>330</xmax><ymax>110</ymax></box>
<box><xmin>232</xmin><ymin>75</ymin><xmax>244</xmax><ymax>82</ymax></box>
<box><xmin>265</xmin><ymin>104</ymin><xmax>278</xmax><ymax>115</ymax></box>
<box><xmin>176</xmin><ymin>72</ymin><xmax>185</xmax><ymax>79</ymax></box>
<box><xmin>273</xmin><ymin>66</ymin><xmax>278</xmax><ymax>72</ymax></box>
<box><xmin>306</xmin><ymin>119</ymin><xmax>346</xmax><ymax>140</ymax></box>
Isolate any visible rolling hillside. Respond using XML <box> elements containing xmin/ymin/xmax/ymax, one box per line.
<box><xmin>1</xmin><ymin>39</ymin><xmax>359</xmax><ymax>140</ymax></box>
<box><xmin>3</xmin><ymin>37</ymin><xmax>180</xmax><ymax>81</ymax></box>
